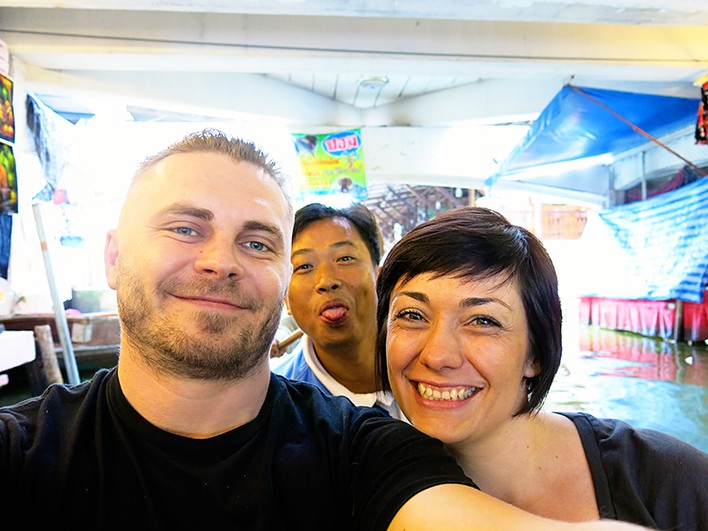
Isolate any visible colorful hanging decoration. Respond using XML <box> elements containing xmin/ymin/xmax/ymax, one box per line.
<box><xmin>0</xmin><ymin>72</ymin><xmax>13</xmax><ymax>144</ymax></box>
<box><xmin>0</xmin><ymin>141</ymin><xmax>16</xmax><ymax>214</ymax></box>
<box><xmin>695</xmin><ymin>81</ymin><xmax>708</xmax><ymax>145</ymax></box>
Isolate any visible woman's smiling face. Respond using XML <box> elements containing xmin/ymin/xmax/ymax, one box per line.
<box><xmin>385</xmin><ymin>272</ymin><xmax>539</xmax><ymax>448</ymax></box>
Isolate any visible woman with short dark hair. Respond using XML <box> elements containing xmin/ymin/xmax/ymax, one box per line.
<box><xmin>376</xmin><ymin>206</ymin><xmax>707</xmax><ymax>529</ymax></box>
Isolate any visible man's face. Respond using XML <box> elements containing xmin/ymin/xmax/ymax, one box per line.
<box><xmin>287</xmin><ymin>217</ymin><xmax>378</xmax><ymax>351</ymax></box>
<box><xmin>104</xmin><ymin>151</ymin><xmax>293</xmax><ymax>380</ymax></box>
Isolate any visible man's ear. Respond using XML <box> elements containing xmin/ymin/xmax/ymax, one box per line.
<box><xmin>104</xmin><ymin>230</ymin><xmax>119</xmax><ymax>289</ymax></box>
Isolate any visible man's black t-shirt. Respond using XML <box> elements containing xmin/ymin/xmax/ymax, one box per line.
<box><xmin>0</xmin><ymin>369</ymin><xmax>475</xmax><ymax>530</ymax></box>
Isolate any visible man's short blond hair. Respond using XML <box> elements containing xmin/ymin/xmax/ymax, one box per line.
<box><xmin>135</xmin><ymin>128</ymin><xmax>293</xmax><ymax>215</ymax></box>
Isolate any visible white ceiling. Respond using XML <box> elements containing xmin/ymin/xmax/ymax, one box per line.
<box><xmin>1</xmin><ymin>0</ymin><xmax>707</xmax><ymax>203</ymax></box>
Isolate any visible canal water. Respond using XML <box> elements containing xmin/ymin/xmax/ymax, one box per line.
<box><xmin>541</xmin><ymin>239</ymin><xmax>708</xmax><ymax>454</ymax></box>
<box><xmin>545</xmin><ymin>321</ymin><xmax>708</xmax><ymax>453</ymax></box>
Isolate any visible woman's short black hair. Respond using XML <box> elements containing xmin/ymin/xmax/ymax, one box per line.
<box><xmin>375</xmin><ymin>206</ymin><xmax>562</xmax><ymax>415</ymax></box>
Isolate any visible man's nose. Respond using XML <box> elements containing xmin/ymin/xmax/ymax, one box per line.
<box><xmin>194</xmin><ymin>236</ymin><xmax>245</xmax><ymax>279</ymax></box>
<box><xmin>315</xmin><ymin>263</ymin><xmax>342</xmax><ymax>292</ymax></box>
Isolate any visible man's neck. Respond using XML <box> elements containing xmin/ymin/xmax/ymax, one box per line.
<box><xmin>117</xmin><ymin>350</ymin><xmax>271</xmax><ymax>439</ymax></box>
<box><xmin>312</xmin><ymin>338</ymin><xmax>379</xmax><ymax>394</ymax></box>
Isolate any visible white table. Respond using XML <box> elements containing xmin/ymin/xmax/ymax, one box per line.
<box><xmin>0</xmin><ymin>330</ymin><xmax>36</xmax><ymax>387</ymax></box>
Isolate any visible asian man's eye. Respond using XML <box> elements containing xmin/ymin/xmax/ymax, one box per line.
<box><xmin>293</xmin><ymin>263</ymin><xmax>312</xmax><ymax>273</ymax></box>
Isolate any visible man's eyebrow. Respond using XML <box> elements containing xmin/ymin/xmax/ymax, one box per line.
<box><xmin>157</xmin><ymin>203</ymin><xmax>213</xmax><ymax>221</ymax></box>
<box><xmin>291</xmin><ymin>247</ymin><xmax>312</xmax><ymax>260</ymax></box>
<box><xmin>155</xmin><ymin>206</ymin><xmax>285</xmax><ymax>243</ymax></box>
<box><xmin>291</xmin><ymin>239</ymin><xmax>356</xmax><ymax>259</ymax></box>
<box><xmin>243</xmin><ymin>220</ymin><xmax>286</xmax><ymax>243</ymax></box>
<box><xmin>331</xmin><ymin>240</ymin><xmax>357</xmax><ymax>250</ymax></box>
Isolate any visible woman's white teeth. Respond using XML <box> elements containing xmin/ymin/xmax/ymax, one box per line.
<box><xmin>417</xmin><ymin>382</ymin><xmax>475</xmax><ymax>401</ymax></box>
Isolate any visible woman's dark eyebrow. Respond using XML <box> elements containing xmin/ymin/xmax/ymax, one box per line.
<box><xmin>396</xmin><ymin>290</ymin><xmax>512</xmax><ymax>311</ymax></box>
<box><xmin>460</xmin><ymin>297</ymin><xmax>512</xmax><ymax>311</ymax></box>
<box><xmin>394</xmin><ymin>291</ymin><xmax>428</xmax><ymax>303</ymax></box>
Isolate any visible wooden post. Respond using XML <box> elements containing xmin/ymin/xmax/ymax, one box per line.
<box><xmin>32</xmin><ymin>202</ymin><xmax>81</xmax><ymax>385</ymax></box>
<box><xmin>34</xmin><ymin>324</ymin><xmax>64</xmax><ymax>385</ymax></box>
<box><xmin>673</xmin><ymin>299</ymin><xmax>684</xmax><ymax>343</ymax></box>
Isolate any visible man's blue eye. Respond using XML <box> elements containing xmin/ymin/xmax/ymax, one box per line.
<box><xmin>248</xmin><ymin>241</ymin><xmax>273</xmax><ymax>252</ymax></box>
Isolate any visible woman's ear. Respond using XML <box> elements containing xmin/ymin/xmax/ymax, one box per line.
<box><xmin>523</xmin><ymin>356</ymin><xmax>541</xmax><ymax>379</ymax></box>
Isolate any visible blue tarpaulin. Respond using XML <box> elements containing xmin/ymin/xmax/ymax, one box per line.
<box><xmin>488</xmin><ymin>85</ymin><xmax>699</xmax><ymax>184</ymax></box>
<box><xmin>577</xmin><ymin>176</ymin><xmax>708</xmax><ymax>303</ymax></box>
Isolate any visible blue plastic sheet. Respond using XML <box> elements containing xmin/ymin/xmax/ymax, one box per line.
<box><xmin>577</xmin><ymin>177</ymin><xmax>708</xmax><ymax>303</ymax></box>
<box><xmin>489</xmin><ymin>85</ymin><xmax>699</xmax><ymax>183</ymax></box>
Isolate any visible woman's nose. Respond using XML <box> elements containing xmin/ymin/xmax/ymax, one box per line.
<box><xmin>418</xmin><ymin>321</ymin><xmax>465</xmax><ymax>372</ymax></box>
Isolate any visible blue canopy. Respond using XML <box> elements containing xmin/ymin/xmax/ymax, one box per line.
<box><xmin>488</xmin><ymin>85</ymin><xmax>700</xmax><ymax>185</ymax></box>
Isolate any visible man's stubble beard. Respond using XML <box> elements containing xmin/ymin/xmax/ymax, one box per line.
<box><xmin>116</xmin><ymin>266</ymin><xmax>283</xmax><ymax>381</ymax></box>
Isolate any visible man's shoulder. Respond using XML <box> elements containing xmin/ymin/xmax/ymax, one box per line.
<box><xmin>1</xmin><ymin>368</ymin><xmax>112</xmax><ymax>415</ymax></box>
<box><xmin>270</xmin><ymin>372</ymin><xmax>351</xmax><ymax>408</ymax></box>
<box><xmin>270</xmin><ymin>341</ymin><xmax>324</xmax><ymax>389</ymax></box>
<box><xmin>0</xmin><ymin>368</ymin><xmax>114</xmax><ymax>452</ymax></box>
<box><xmin>268</xmin><ymin>372</ymin><xmax>391</xmax><ymax>426</ymax></box>
<box><xmin>270</xmin><ymin>348</ymin><xmax>306</xmax><ymax>376</ymax></box>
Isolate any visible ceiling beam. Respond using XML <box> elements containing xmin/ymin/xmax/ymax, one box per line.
<box><xmin>1</xmin><ymin>1</ymin><xmax>707</xmax><ymax>26</ymax></box>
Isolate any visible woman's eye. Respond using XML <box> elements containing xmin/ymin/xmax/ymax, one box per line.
<box><xmin>395</xmin><ymin>309</ymin><xmax>424</xmax><ymax>322</ymax></box>
<box><xmin>471</xmin><ymin>315</ymin><xmax>501</xmax><ymax>328</ymax></box>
